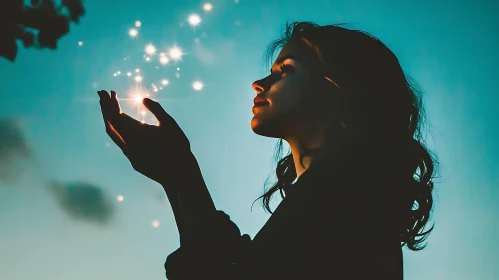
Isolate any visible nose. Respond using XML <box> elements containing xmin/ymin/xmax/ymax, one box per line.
<box><xmin>252</xmin><ymin>79</ymin><xmax>266</xmax><ymax>94</ymax></box>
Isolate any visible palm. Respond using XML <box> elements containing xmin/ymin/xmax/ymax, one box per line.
<box><xmin>98</xmin><ymin>90</ymin><xmax>191</xmax><ymax>184</ymax></box>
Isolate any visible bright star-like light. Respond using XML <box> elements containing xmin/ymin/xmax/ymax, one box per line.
<box><xmin>78</xmin><ymin>41</ymin><xmax>83</xmax><ymax>46</ymax></box>
<box><xmin>113</xmin><ymin>73</ymin><xmax>117</xmax><ymax>77</ymax></box>
<box><xmin>127</xmin><ymin>72</ymin><xmax>132</xmax><ymax>76</ymax></box>
<box><xmin>134</xmin><ymin>75</ymin><xmax>143</xmax><ymax>82</ymax></box>
<box><xmin>145</xmin><ymin>44</ymin><xmax>157</xmax><ymax>55</ymax></box>
<box><xmin>117</xmin><ymin>71</ymin><xmax>121</xmax><ymax>75</ymax></box>
<box><xmin>135</xmin><ymin>20</ymin><xmax>142</xmax><ymax>27</ymax></box>
<box><xmin>145</xmin><ymin>57</ymin><xmax>151</xmax><ymax>62</ymax></box>
<box><xmin>203</xmin><ymin>3</ymin><xmax>213</xmax><ymax>11</ymax></box>
<box><xmin>161</xmin><ymin>79</ymin><xmax>169</xmax><ymax>85</ymax></box>
<box><xmin>168</xmin><ymin>46</ymin><xmax>183</xmax><ymax>61</ymax></box>
<box><xmin>134</xmin><ymin>94</ymin><xmax>144</xmax><ymax>104</ymax></box>
<box><xmin>129</xmin><ymin>28</ymin><xmax>138</xmax><ymax>37</ymax></box>
<box><xmin>117</xmin><ymin>195</ymin><xmax>124</xmax><ymax>202</ymax></box>
<box><xmin>159</xmin><ymin>53</ymin><xmax>169</xmax><ymax>65</ymax></box>
<box><xmin>192</xmin><ymin>81</ymin><xmax>204</xmax><ymax>91</ymax></box>
<box><xmin>135</xmin><ymin>68</ymin><xmax>140</xmax><ymax>73</ymax></box>
<box><xmin>188</xmin><ymin>14</ymin><xmax>201</xmax><ymax>27</ymax></box>
<box><xmin>152</xmin><ymin>220</ymin><xmax>160</xmax><ymax>228</ymax></box>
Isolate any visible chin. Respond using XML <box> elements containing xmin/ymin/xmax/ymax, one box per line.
<box><xmin>250</xmin><ymin>116</ymin><xmax>282</xmax><ymax>138</ymax></box>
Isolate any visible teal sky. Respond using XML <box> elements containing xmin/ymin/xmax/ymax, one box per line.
<box><xmin>1</xmin><ymin>0</ymin><xmax>498</xmax><ymax>279</ymax></box>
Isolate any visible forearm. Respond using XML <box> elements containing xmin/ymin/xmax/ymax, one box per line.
<box><xmin>162</xmin><ymin>185</ymin><xmax>189</xmax><ymax>246</ymax></box>
<box><xmin>162</xmin><ymin>151</ymin><xmax>217</xmax><ymax>241</ymax></box>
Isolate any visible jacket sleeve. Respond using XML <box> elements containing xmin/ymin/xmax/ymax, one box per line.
<box><xmin>164</xmin><ymin>210</ymin><xmax>252</xmax><ymax>280</ymax></box>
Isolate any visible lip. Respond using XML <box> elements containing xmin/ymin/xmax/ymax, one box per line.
<box><xmin>252</xmin><ymin>103</ymin><xmax>268</xmax><ymax>113</ymax></box>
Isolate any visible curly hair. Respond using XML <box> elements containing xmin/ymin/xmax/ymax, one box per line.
<box><xmin>251</xmin><ymin>21</ymin><xmax>439</xmax><ymax>251</ymax></box>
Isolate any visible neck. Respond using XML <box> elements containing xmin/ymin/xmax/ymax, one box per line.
<box><xmin>284</xmin><ymin>120</ymin><xmax>334</xmax><ymax>179</ymax></box>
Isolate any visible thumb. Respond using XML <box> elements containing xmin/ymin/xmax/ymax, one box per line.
<box><xmin>143</xmin><ymin>98</ymin><xmax>170</xmax><ymax>124</ymax></box>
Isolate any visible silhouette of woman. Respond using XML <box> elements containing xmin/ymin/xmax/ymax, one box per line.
<box><xmin>98</xmin><ymin>22</ymin><xmax>437</xmax><ymax>279</ymax></box>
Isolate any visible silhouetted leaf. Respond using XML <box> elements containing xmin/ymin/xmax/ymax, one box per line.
<box><xmin>1</xmin><ymin>0</ymin><xmax>85</xmax><ymax>62</ymax></box>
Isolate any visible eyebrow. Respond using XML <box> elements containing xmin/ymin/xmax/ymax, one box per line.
<box><xmin>270</xmin><ymin>55</ymin><xmax>297</xmax><ymax>73</ymax></box>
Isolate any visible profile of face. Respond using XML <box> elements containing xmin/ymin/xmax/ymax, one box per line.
<box><xmin>251</xmin><ymin>42</ymin><xmax>329</xmax><ymax>139</ymax></box>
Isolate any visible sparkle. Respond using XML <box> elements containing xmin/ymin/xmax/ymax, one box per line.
<box><xmin>168</xmin><ymin>46</ymin><xmax>183</xmax><ymax>61</ymax></box>
<box><xmin>152</xmin><ymin>220</ymin><xmax>160</xmax><ymax>228</ymax></box>
<box><xmin>134</xmin><ymin>75</ymin><xmax>143</xmax><ymax>82</ymax></box>
<box><xmin>78</xmin><ymin>41</ymin><xmax>83</xmax><ymax>46</ymax></box>
<box><xmin>192</xmin><ymin>81</ymin><xmax>204</xmax><ymax>91</ymax></box>
<box><xmin>117</xmin><ymin>195</ymin><xmax>124</xmax><ymax>202</ymax></box>
<box><xmin>135</xmin><ymin>68</ymin><xmax>140</xmax><ymax>73</ymax></box>
<box><xmin>135</xmin><ymin>20</ymin><xmax>142</xmax><ymax>27</ymax></box>
<box><xmin>176</xmin><ymin>67</ymin><xmax>180</xmax><ymax>71</ymax></box>
<box><xmin>141</xmin><ymin>110</ymin><xmax>146</xmax><ymax>116</ymax></box>
<box><xmin>203</xmin><ymin>3</ymin><xmax>213</xmax><ymax>11</ymax></box>
<box><xmin>127</xmin><ymin>72</ymin><xmax>132</xmax><ymax>76</ymax></box>
<box><xmin>145</xmin><ymin>44</ymin><xmax>157</xmax><ymax>55</ymax></box>
<box><xmin>153</xmin><ymin>88</ymin><xmax>158</xmax><ymax>92</ymax></box>
<box><xmin>161</xmin><ymin>79</ymin><xmax>169</xmax><ymax>85</ymax></box>
<box><xmin>145</xmin><ymin>57</ymin><xmax>151</xmax><ymax>62</ymax></box>
<box><xmin>188</xmin><ymin>14</ymin><xmax>201</xmax><ymax>27</ymax></box>
<box><xmin>159</xmin><ymin>53</ymin><xmax>169</xmax><ymax>65</ymax></box>
<box><xmin>129</xmin><ymin>28</ymin><xmax>138</xmax><ymax>38</ymax></box>
<box><xmin>134</xmin><ymin>94</ymin><xmax>144</xmax><ymax>104</ymax></box>
<box><xmin>113</xmin><ymin>73</ymin><xmax>117</xmax><ymax>77</ymax></box>
<box><xmin>117</xmin><ymin>71</ymin><xmax>121</xmax><ymax>75</ymax></box>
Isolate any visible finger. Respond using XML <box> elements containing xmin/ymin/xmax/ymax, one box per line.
<box><xmin>98</xmin><ymin>91</ymin><xmax>127</xmax><ymax>149</ymax></box>
<box><xmin>105</xmin><ymin>120</ymin><xmax>127</xmax><ymax>150</ymax></box>
<box><xmin>143</xmin><ymin>98</ymin><xmax>172</xmax><ymax>125</ymax></box>
<box><xmin>143</xmin><ymin>98</ymin><xmax>190</xmax><ymax>149</ymax></box>
<box><xmin>103</xmin><ymin>91</ymin><xmax>143</xmax><ymax>143</ymax></box>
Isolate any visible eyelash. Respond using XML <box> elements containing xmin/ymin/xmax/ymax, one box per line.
<box><xmin>270</xmin><ymin>63</ymin><xmax>293</xmax><ymax>76</ymax></box>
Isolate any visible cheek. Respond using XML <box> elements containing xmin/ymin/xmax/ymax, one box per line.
<box><xmin>270</xmin><ymin>78</ymin><xmax>309</xmax><ymax>115</ymax></box>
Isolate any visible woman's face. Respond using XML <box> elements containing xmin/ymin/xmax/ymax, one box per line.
<box><xmin>251</xmin><ymin>42</ymin><xmax>322</xmax><ymax>138</ymax></box>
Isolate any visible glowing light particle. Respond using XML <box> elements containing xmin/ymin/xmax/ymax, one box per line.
<box><xmin>168</xmin><ymin>46</ymin><xmax>183</xmax><ymax>61</ymax></box>
<box><xmin>113</xmin><ymin>73</ymin><xmax>117</xmax><ymax>77</ymax></box>
<box><xmin>141</xmin><ymin>110</ymin><xmax>146</xmax><ymax>116</ymax></box>
<box><xmin>127</xmin><ymin>72</ymin><xmax>132</xmax><ymax>76</ymax></box>
<box><xmin>152</xmin><ymin>220</ymin><xmax>160</xmax><ymax>228</ymax></box>
<box><xmin>135</xmin><ymin>68</ymin><xmax>140</xmax><ymax>73</ymax></box>
<box><xmin>134</xmin><ymin>75</ymin><xmax>143</xmax><ymax>82</ymax></box>
<box><xmin>161</xmin><ymin>79</ymin><xmax>169</xmax><ymax>85</ymax></box>
<box><xmin>176</xmin><ymin>72</ymin><xmax>180</xmax><ymax>78</ymax></box>
<box><xmin>192</xmin><ymin>81</ymin><xmax>204</xmax><ymax>91</ymax></box>
<box><xmin>134</xmin><ymin>94</ymin><xmax>144</xmax><ymax>104</ymax></box>
<box><xmin>135</xmin><ymin>20</ymin><xmax>142</xmax><ymax>27</ymax></box>
<box><xmin>203</xmin><ymin>3</ymin><xmax>213</xmax><ymax>11</ymax></box>
<box><xmin>145</xmin><ymin>44</ymin><xmax>157</xmax><ymax>55</ymax></box>
<box><xmin>145</xmin><ymin>57</ymin><xmax>151</xmax><ymax>62</ymax></box>
<box><xmin>117</xmin><ymin>71</ymin><xmax>121</xmax><ymax>75</ymax></box>
<box><xmin>159</xmin><ymin>55</ymin><xmax>169</xmax><ymax>65</ymax></box>
<box><xmin>78</xmin><ymin>41</ymin><xmax>83</xmax><ymax>46</ymax></box>
<box><xmin>153</xmin><ymin>88</ymin><xmax>158</xmax><ymax>92</ymax></box>
<box><xmin>129</xmin><ymin>28</ymin><xmax>138</xmax><ymax>37</ymax></box>
<box><xmin>188</xmin><ymin>14</ymin><xmax>201</xmax><ymax>27</ymax></box>
<box><xmin>117</xmin><ymin>195</ymin><xmax>124</xmax><ymax>202</ymax></box>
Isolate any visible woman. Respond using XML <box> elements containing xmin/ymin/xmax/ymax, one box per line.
<box><xmin>97</xmin><ymin>22</ymin><xmax>437</xmax><ymax>279</ymax></box>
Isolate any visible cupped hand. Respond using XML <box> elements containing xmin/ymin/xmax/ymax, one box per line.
<box><xmin>97</xmin><ymin>90</ymin><xmax>192</xmax><ymax>185</ymax></box>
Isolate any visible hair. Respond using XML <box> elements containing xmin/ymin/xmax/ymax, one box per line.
<box><xmin>251</xmin><ymin>22</ymin><xmax>439</xmax><ymax>251</ymax></box>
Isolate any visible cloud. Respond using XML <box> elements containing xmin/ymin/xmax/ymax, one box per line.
<box><xmin>47</xmin><ymin>181</ymin><xmax>115</xmax><ymax>225</ymax></box>
<box><xmin>0</xmin><ymin>118</ymin><xmax>32</xmax><ymax>183</ymax></box>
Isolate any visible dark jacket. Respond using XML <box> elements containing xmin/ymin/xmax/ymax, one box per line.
<box><xmin>164</xmin><ymin>152</ymin><xmax>404</xmax><ymax>279</ymax></box>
